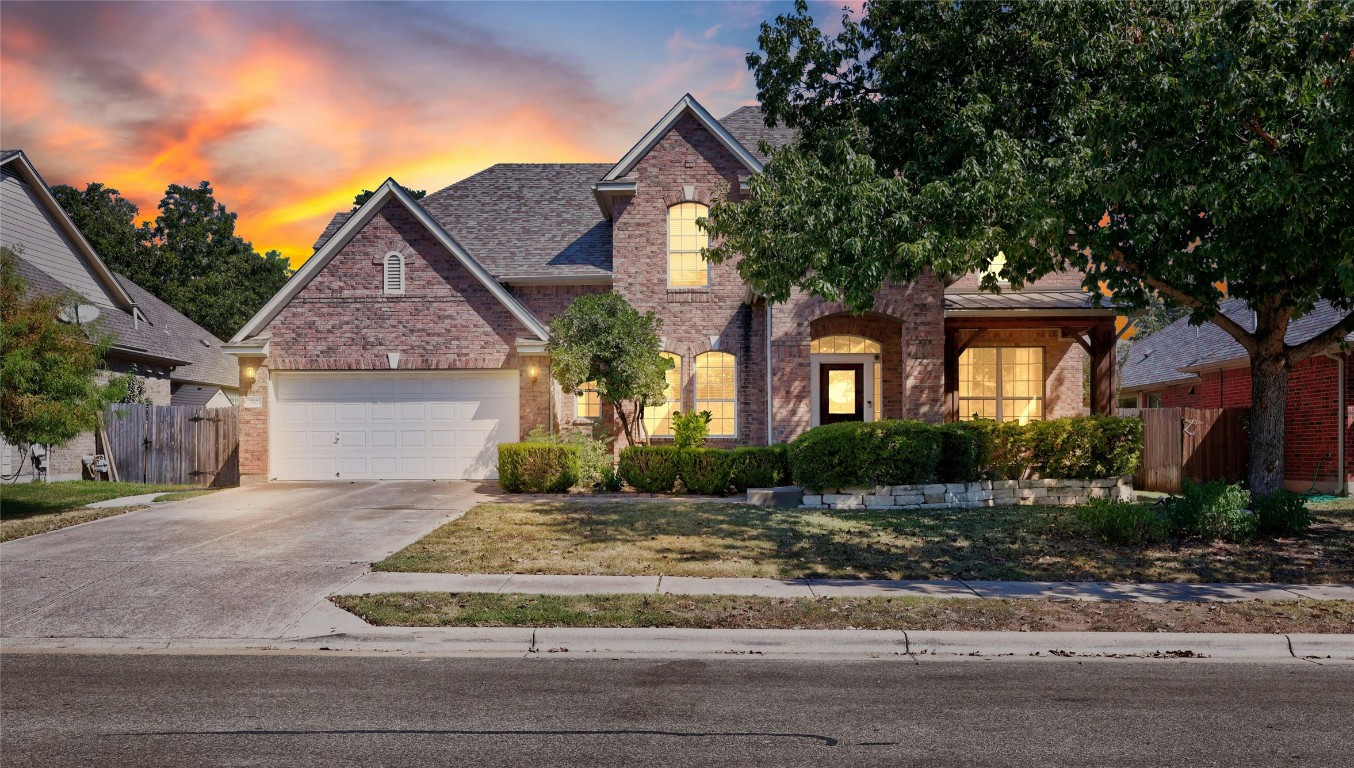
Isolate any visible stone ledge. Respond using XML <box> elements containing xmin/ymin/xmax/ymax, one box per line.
<box><xmin>802</xmin><ymin>476</ymin><xmax>1135</xmax><ymax>511</ymax></box>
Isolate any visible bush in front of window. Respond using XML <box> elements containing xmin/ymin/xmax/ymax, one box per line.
<box><xmin>677</xmin><ymin>447</ymin><xmax>736</xmax><ymax>495</ymax></box>
<box><xmin>497</xmin><ymin>443</ymin><xmax>581</xmax><ymax>493</ymax></box>
<box><xmin>671</xmin><ymin>410</ymin><xmax>712</xmax><ymax>450</ymax></box>
<box><xmin>788</xmin><ymin>420</ymin><xmax>943</xmax><ymax>491</ymax></box>
<box><xmin>935</xmin><ymin>422</ymin><xmax>988</xmax><ymax>482</ymax></box>
<box><xmin>969</xmin><ymin>416</ymin><xmax>1143</xmax><ymax>480</ymax></box>
<box><xmin>729</xmin><ymin>446</ymin><xmax>792</xmax><ymax>491</ymax></box>
<box><xmin>618</xmin><ymin>446</ymin><xmax>681</xmax><ymax>493</ymax></box>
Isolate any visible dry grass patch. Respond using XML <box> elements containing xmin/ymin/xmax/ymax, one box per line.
<box><xmin>374</xmin><ymin>501</ymin><xmax>1354</xmax><ymax>583</ymax></box>
<box><xmin>0</xmin><ymin>481</ymin><xmax>198</xmax><ymax>542</ymax></box>
<box><xmin>333</xmin><ymin>592</ymin><xmax>1354</xmax><ymax>634</ymax></box>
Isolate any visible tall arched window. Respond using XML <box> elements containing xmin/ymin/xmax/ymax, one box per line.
<box><xmin>383</xmin><ymin>252</ymin><xmax>405</xmax><ymax>295</ymax></box>
<box><xmin>643</xmin><ymin>352</ymin><xmax>682</xmax><ymax>438</ymax></box>
<box><xmin>667</xmin><ymin>203</ymin><xmax>709</xmax><ymax>288</ymax></box>
<box><xmin>694</xmin><ymin>351</ymin><xmax>735</xmax><ymax>437</ymax></box>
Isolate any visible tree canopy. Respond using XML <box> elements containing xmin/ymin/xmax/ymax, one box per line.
<box><xmin>52</xmin><ymin>181</ymin><xmax>292</xmax><ymax>340</ymax></box>
<box><xmin>352</xmin><ymin>186</ymin><xmax>425</xmax><ymax>210</ymax></box>
<box><xmin>546</xmin><ymin>293</ymin><xmax>673</xmax><ymax>446</ymax></box>
<box><xmin>705</xmin><ymin>0</ymin><xmax>1353</xmax><ymax>495</ymax></box>
<box><xmin>1</xmin><ymin>247</ymin><xmax>126</xmax><ymax>450</ymax></box>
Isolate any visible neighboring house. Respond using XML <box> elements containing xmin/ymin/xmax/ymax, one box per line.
<box><xmin>1120</xmin><ymin>299</ymin><xmax>1352</xmax><ymax>495</ymax></box>
<box><xmin>1</xmin><ymin>149</ymin><xmax>238</xmax><ymax>482</ymax></box>
<box><xmin>226</xmin><ymin>94</ymin><xmax>1121</xmax><ymax>483</ymax></box>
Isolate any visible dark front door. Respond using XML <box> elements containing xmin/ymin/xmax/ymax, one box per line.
<box><xmin>819</xmin><ymin>363</ymin><xmax>865</xmax><ymax>424</ymax></box>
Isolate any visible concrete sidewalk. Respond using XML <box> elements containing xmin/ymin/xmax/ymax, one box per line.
<box><xmin>337</xmin><ymin>572</ymin><xmax>1354</xmax><ymax>603</ymax></box>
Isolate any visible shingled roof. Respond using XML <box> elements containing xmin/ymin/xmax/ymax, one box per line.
<box><xmin>1120</xmin><ymin>299</ymin><xmax>1354</xmax><ymax>392</ymax></box>
<box><xmin>719</xmin><ymin>106</ymin><xmax>798</xmax><ymax>163</ymax></box>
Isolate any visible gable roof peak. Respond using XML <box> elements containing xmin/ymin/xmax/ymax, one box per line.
<box><xmin>602</xmin><ymin>93</ymin><xmax>763</xmax><ymax>183</ymax></box>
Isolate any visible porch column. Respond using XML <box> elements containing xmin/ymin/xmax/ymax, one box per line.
<box><xmin>943</xmin><ymin>325</ymin><xmax>958</xmax><ymax>423</ymax></box>
<box><xmin>1090</xmin><ymin>322</ymin><xmax>1115</xmax><ymax>416</ymax></box>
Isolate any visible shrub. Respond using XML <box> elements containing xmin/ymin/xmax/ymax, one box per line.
<box><xmin>618</xmin><ymin>446</ymin><xmax>681</xmax><ymax>493</ymax></box>
<box><xmin>978</xmin><ymin>420</ymin><xmax>1033</xmax><ymax>480</ymax></box>
<box><xmin>1092</xmin><ymin>416</ymin><xmax>1144</xmax><ymax>478</ymax></box>
<box><xmin>729</xmin><ymin>445</ymin><xmax>791</xmax><ymax>491</ymax></box>
<box><xmin>525</xmin><ymin>425</ymin><xmax>613</xmax><ymax>490</ymax></box>
<box><xmin>1167</xmin><ymin>479</ymin><xmax>1255</xmax><ymax>542</ymax></box>
<box><xmin>599</xmin><ymin>463</ymin><xmax>623</xmax><ymax>493</ymax></box>
<box><xmin>1254</xmin><ymin>491</ymin><xmax>1313</xmax><ymax>536</ymax></box>
<box><xmin>968</xmin><ymin>415</ymin><xmax>1142</xmax><ymax>480</ymax></box>
<box><xmin>497</xmin><ymin>443</ymin><xmax>580</xmax><ymax>493</ymax></box>
<box><xmin>672</xmin><ymin>410</ymin><xmax>712</xmax><ymax>450</ymax></box>
<box><xmin>788</xmin><ymin>420</ymin><xmax>942</xmax><ymax>491</ymax></box>
<box><xmin>1077</xmin><ymin>498</ymin><xmax>1170</xmax><ymax>544</ymax></box>
<box><xmin>935</xmin><ymin>422</ymin><xmax>986</xmax><ymax>482</ymax></box>
<box><xmin>677</xmin><ymin>448</ymin><xmax>735</xmax><ymax>495</ymax></box>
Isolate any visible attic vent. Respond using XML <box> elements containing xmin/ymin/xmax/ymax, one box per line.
<box><xmin>383</xmin><ymin>252</ymin><xmax>405</xmax><ymax>295</ymax></box>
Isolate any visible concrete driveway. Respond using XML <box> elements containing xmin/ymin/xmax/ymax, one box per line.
<box><xmin>1</xmin><ymin>481</ymin><xmax>492</xmax><ymax>641</ymax></box>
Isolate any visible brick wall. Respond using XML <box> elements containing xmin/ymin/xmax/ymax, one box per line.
<box><xmin>957</xmin><ymin>327</ymin><xmax>1088</xmax><ymax>419</ymax></box>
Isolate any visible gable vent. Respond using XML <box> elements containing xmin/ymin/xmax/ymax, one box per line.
<box><xmin>383</xmin><ymin>252</ymin><xmax>405</xmax><ymax>295</ymax></box>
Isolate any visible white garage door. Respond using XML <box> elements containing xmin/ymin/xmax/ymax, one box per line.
<box><xmin>272</xmin><ymin>371</ymin><xmax>519</xmax><ymax>481</ymax></box>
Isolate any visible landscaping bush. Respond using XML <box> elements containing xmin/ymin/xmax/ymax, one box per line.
<box><xmin>1076</xmin><ymin>498</ymin><xmax>1170</xmax><ymax>544</ymax></box>
<box><xmin>677</xmin><ymin>448</ymin><xmax>736</xmax><ymax>495</ymax></box>
<box><xmin>1167</xmin><ymin>479</ymin><xmax>1256</xmax><ymax>542</ymax></box>
<box><xmin>968</xmin><ymin>416</ymin><xmax>1142</xmax><ymax>480</ymax></box>
<box><xmin>525</xmin><ymin>426</ymin><xmax>613</xmax><ymax>490</ymax></box>
<box><xmin>729</xmin><ymin>445</ymin><xmax>791</xmax><ymax>491</ymax></box>
<box><xmin>497</xmin><ymin>443</ymin><xmax>580</xmax><ymax>493</ymax></box>
<box><xmin>618</xmin><ymin>446</ymin><xmax>681</xmax><ymax>493</ymax></box>
<box><xmin>672</xmin><ymin>410</ymin><xmax>712</xmax><ymax>450</ymax></box>
<box><xmin>935</xmin><ymin>422</ymin><xmax>986</xmax><ymax>483</ymax></box>
<box><xmin>1091</xmin><ymin>416</ymin><xmax>1144</xmax><ymax>478</ymax></box>
<box><xmin>976</xmin><ymin>420</ymin><xmax>1033</xmax><ymax>480</ymax></box>
<box><xmin>788</xmin><ymin>420</ymin><xmax>943</xmax><ymax>491</ymax></box>
<box><xmin>1254</xmin><ymin>490</ymin><xmax>1313</xmax><ymax>536</ymax></box>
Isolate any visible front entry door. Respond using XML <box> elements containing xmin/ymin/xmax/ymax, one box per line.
<box><xmin>819</xmin><ymin>363</ymin><xmax>865</xmax><ymax>424</ymax></box>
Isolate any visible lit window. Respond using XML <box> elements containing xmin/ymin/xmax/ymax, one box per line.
<box><xmin>809</xmin><ymin>335</ymin><xmax>881</xmax><ymax>354</ymax></box>
<box><xmin>985</xmin><ymin>251</ymin><xmax>1008</xmax><ymax>283</ymax></box>
<box><xmin>694</xmin><ymin>351</ymin><xmax>736</xmax><ymax>437</ymax></box>
<box><xmin>668</xmin><ymin>203</ymin><xmax>709</xmax><ymax>288</ymax></box>
<box><xmin>643</xmin><ymin>352</ymin><xmax>682</xmax><ymax>438</ymax></box>
<box><xmin>383</xmin><ymin>252</ymin><xmax>405</xmax><ymax>295</ymax></box>
<box><xmin>575</xmin><ymin>381</ymin><xmax>601</xmax><ymax>420</ymax></box>
<box><xmin>958</xmin><ymin>347</ymin><xmax>1044</xmax><ymax>424</ymax></box>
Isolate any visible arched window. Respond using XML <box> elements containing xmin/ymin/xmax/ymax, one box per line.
<box><xmin>383</xmin><ymin>252</ymin><xmax>405</xmax><ymax>295</ymax></box>
<box><xmin>694</xmin><ymin>351</ymin><xmax>735</xmax><ymax>437</ymax></box>
<box><xmin>643</xmin><ymin>352</ymin><xmax>682</xmax><ymax>438</ymax></box>
<box><xmin>809</xmin><ymin>335</ymin><xmax>881</xmax><ymax>354</ymax></box>
<box><xmin>667</xmin><ymin>203</ymin><xmax>709</xmax><ymax>288</ymax></box>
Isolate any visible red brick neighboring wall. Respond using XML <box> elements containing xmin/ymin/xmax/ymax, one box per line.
<box><xmin>1150</xmin><ymin>353</ymin><xmax>1351</xmax><ymax>492</ymax></box>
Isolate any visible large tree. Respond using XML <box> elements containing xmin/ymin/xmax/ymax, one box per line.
<box><xmin>704</xmin><ymin>0</ymin><xmax>1353</xmax><ymax>496</ymax></box>
<box><xmin>1</xmin><ymin>247</ymin><xmax>126</xmax><ymax>452</ymax></box>
<box><xmin>53</xmin><ymin>181</ymin><xmax>292</xmax><ymax>340</ymax></box>
<box><xmin>546</xmin><ymin>293</ymin><xmax>673</xmax><ymax>446</ymax></box>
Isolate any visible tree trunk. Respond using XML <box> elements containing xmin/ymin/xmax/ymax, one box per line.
<box><xmin>1247</xmin><ymin>313</ymin><xmax>1291</xmax><ymax>498</ymax></box>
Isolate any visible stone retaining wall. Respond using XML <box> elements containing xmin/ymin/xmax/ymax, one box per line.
<box><xmin>802</xmin><ymin>477</ymin><xmax>1135</xmax><ymax>511</ymax></box>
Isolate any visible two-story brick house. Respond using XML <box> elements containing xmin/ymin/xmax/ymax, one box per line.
<box><xmin>226</xmin><ymin>95</ymin><xmax>1120</xmax><ymax>482</ymax></box>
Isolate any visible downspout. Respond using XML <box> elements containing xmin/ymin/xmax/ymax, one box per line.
<box><xmin>1326</xmin><ymin>350</ymin><xmax>1347</xmax><ymax>496</ymax></box>
<box><xmin>766</xmin><ymin>300</ymin><xmax>774</xmax><ymax>445</ymax></box>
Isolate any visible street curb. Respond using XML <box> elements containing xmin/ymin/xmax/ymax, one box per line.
<box><xmin>4</xmin><ymin>628</ymin><xmax>1352</xmax><ymax>663</ymax></box>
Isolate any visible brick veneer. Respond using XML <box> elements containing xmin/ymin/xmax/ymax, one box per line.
<box><xmin>1147</xmin><ymin>352</ymin><xmax>1352</xmax><ymax>493</ymax></box>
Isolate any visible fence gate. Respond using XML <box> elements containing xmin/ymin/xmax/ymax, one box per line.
<box><xmin>100</xmin><ymin>404</ymin><xmax>240</xmax><ymax>487</ymax></box>
<box><xmin>1134</xmin><ymin>407</ymin><xmax>1249</xmax><ymax>493</ymax></box>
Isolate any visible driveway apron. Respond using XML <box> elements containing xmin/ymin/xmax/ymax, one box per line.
<box><xmin>0</xmin><ymin>481</ymin><xmax>490</xmax><ymax>640</ymax></box>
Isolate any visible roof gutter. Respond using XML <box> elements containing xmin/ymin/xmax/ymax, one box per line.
<box><xmin>108</xmin><ymin>345</ymin><xmax>190</xmax><ymax>368</ymax></box>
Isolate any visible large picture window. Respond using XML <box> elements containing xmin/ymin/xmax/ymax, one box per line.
<box><xmin>668</xmin><ymin>203</ymin><xmax>709</xmax><ymax>288</ymax></box>
<box><xmin>643</xmin><ymin>352</ymin><xmax>682</xmax><ymax>438</ymax></box>
<box><xmin>694</xmin><ymin>351</ymin><xmax>735</xmax><ymax>437</ymax></box>
<box><xmin>958</xmin><ymin>347</ymin><xmax>1044</xmax><ymax>424</ymax></box>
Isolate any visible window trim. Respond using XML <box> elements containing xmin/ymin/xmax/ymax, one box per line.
<box><xmin>383</xmin><ymin>252</ymin><xmax>405</xmax><ymax>295</ymax></box>
<box><xmin>643</xmin><ymin>352</ymin><xmax>682</xmax><ymax>439</ymax></box>
<box><xmin>694</xmin><ymin>350</ymin><xmax>736</xmax><ymax>438</ymax></box>
<box><xmin>667</xmin><ymin>202</ymin><xmax>710</xmax><ymax>289</ymax></box>
<box><xmin>957</xmin><ymin>346</ymin><xmax>1045</xmax><ymax>423</ymax></box>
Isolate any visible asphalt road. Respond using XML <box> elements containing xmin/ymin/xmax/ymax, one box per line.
<box><xmin>3</xmin><ymin>653</ymin><xmax>1351</xmax><ymax>767</ymax></box>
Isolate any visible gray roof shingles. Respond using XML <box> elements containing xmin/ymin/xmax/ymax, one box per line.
<box><xmin>719</xmin><ymin>106</ymin><xmax>798</xmax><ymax>163</ymax></box>
<box><xmin>1120</xmin><ymin>299</ymin><xmax>1353</xmax><ymax>391</ymax></box>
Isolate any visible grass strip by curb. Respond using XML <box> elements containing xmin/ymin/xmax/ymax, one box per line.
<box><xmin>1</xmin><ymin>505</ymin><xmax>144</xmax><ymax>542</ymax></box>
<box><xmin>332</xmin><ymin>592</ymin><xmax>1354</xmax><ymax>635</ymax></box>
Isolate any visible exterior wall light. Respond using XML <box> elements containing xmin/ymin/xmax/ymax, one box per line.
<box><xmin>244</xmin><ymin>366</ymin><xmax>257</xmax><ymax>382</ymax></box>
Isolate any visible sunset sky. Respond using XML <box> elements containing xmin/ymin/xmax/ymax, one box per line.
<box><xmin>1</xmin><ymin>1</ymin><xmax>856</xmax><ymax>268</ymax></box>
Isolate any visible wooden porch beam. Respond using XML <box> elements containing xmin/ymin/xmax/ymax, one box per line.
<box><xmin>943</xmin><ymin>325</ymin><xmax>959</xmax><ymax>423</ymax></box>
<box><xmin>955</xmin><ymin>328</ymin><xmax>989</xmax><ymax>356</ymax></box>
<box><xmin>1090</xmin><ymin>324</ymin><xmax>1116</xmax><ymax>416</ymax></box>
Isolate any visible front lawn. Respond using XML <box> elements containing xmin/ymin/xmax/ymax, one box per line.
<box><xmin>0</xmin><ymin>481</ymin><xmax>196</xmax><ymax>542</ymax></box>
<box><xmin>374</xmin><ymin>501</ymin><xmax>1354</xmax><ymax>583</ymax></box>
<box><xmin>332</xmin><ymin>592</ymin><xmax>1354</xmax><ymax>634</ymax></box>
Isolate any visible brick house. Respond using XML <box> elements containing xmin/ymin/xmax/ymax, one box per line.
<box><xmin>1120</xmin><ymin>300</ymin><xmax>1352</xmax><ymax>495</ymax></box>
<box><xmin>226</xmin><ymin>95</ymin><xmax>1121</xmax><ymax>482</ymax></box>
<box><xmin>1</xmin><ymin>149</ymin><xmax>239</xmax><ymax>481</ymax></box>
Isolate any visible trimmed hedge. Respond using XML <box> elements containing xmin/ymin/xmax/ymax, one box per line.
<box><xmin>497</xmin><ymin>443</ymin><xmax>580</xmax><ymax>493</ymax></box>
<box><xmin>618</xmin><ymin>446</ymin><xmax>681</xmax><ymax>493</ymax></box>
<box><xmin>788</xmin><ymin>420</ymin><xmax>943</xmax><ymax>492</ymax></box>
<box><xmin>935</xmin><ymin>422</ymin><xmax>986</xmax><ymax>482</ymax></box>
<box><xmin>971</xmin><ymin>416</ymin><xmax>1143</xmax><ymax>480</ymax></box>
<box><xmin>677</xmin><ymin>448</ymin><xmax>735</xmax><ymax>495</ymax></box>
<box><xmin>729</xmin><ymin>445</ymin><xmax>791</xmax><ymax>491</ymax></box>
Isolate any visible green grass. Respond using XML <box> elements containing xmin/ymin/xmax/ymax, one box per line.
<box><xmin>0</xmin><ymin>481</ymin><xmax>195</xmax><ymax>541</ymax></box>
<box><xmin>374</xmin><ymin>500</ymin><xmax>1354</xmax><ymax>583</ymax></box>
<box><xmin>153</xmin><ymin>490</ymin><xmax>219</xmax><ymax>503</ymax></box>
<box><xmin>333</xmin><ymin>592</ymin><xmax>1354</xmax><ymax>634</ymax></box>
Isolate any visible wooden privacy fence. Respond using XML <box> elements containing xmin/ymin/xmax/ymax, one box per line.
<box><xmin>1134</xmin><ymin>407</ymin><xmax>1249</xmax><ymax>493</ymax></box>
<box><xmin>100</xmin><ymin>404</ymin><xmax>239</xmax><ymax>487</ymax></box>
